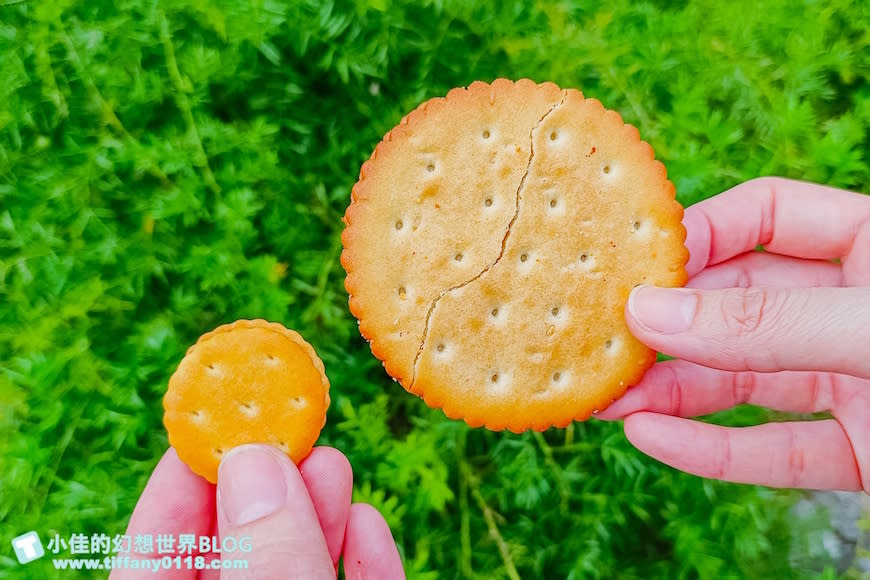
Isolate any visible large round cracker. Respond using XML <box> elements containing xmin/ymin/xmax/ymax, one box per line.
<box><xmin>342</xmin><ymin>79</ymin><xmax>688</xmax><ymax>433</ymax></box>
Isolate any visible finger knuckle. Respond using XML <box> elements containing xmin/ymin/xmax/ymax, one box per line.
<box><xmin>786</xmin><ymin>428</ymin><xmax>807</xmax><ymax>489</ymax></box>
<box><xmin>735</xmin><ymin>266</ymin><xmax>752</xmax><ymax>288</ymax></box>
<box><xmin>746</xmin><ymin>175</ymin><xmax>785</xmax><ymax>192</ymax></box>
<box><xmin>806</xmin><ymin>373</ymin><xmax>838</xmax><ymax>413</ymax></box>
<box><xmin>664</xmin><ymin>365</ymin><xmax>683</xmax><ymax>415</ymax></box>
<box><xmin>712</xmin><ymin>432</ymin><xmax>733</xmax><ymax>480</ymax></box>
<box><xmin>731</xmin><ymin>372</ymin><xmax>755</xmax><ymax>405</ymax></box>
<box><xmin>719</xmin><ymin>287</ymin><xmax>780</xmax><ymax>337</ymax></box>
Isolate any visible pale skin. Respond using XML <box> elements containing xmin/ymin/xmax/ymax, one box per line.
<box><xmin>111</xmin><ymin>445</ymin><xmax>405</xmax><ymax>579</ymax></box>
<box><xmin>599</xmin><ymin>177</ymin><xmax>870</xmax><ymax>493</ymax></box>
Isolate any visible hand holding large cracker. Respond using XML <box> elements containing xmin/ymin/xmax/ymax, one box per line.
<box><xmin>342</xmin><ymin>79</ymin><xmax>688</xmax><ymax>432</ymax></box>
<box><xmin>599</xmin><ymin>177</ymin><xmax>870</xmax><ymax>493</ymax></box>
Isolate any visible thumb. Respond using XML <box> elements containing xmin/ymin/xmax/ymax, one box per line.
<box><xmin>625</xmin><ymin>285</ymin><xmax>870</xmax><ymax>378</ymax></box>
<box><xmin>217</xmin><ymin>444</ymin><xmax>334</xmax><ymax>579</ymax></box>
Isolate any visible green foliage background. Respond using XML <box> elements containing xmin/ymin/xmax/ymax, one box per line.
<box><xmin>1</xmin><ymin>0</ymin><xmax>867</xmax><ymax>578</ymax></box>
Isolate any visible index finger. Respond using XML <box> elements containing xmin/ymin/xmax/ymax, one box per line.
<box><xmin>298</xmin><ymin>447</ymin><xmax>353</xmax><ymax>568</ymax></box>
<box><xmin>684</xmin><ymin>177</ymin><xmax>870</xmax><ymax>277</ymax></box>
<box><xmin>110</xmin><ymin>448</ymin><xmax>215</xmax><ymax>580</ymax></box>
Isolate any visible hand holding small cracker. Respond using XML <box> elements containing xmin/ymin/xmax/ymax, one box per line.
<box><xmin>163</xmin><ymin>319</ymin><xmax>330</xmax><ymax>483</ymax></box>
<box><xmin>121</xmin><ymin>321</ymin><xmax>404</xmax><ymax>578</ymax></box>
<box><xmin>342</xmin><ymin>79</ymin><xmax>689</xmax><ymax>432</ymax></box>
<box><xmin>115</xmin><ymin>447</ymin><xmax>404</xmax><ymax>579</ymax></box>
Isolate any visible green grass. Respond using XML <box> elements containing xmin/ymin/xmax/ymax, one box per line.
<box><xmin>1</xmin><ymin>0</ymin><xmax>867</xmax><ymax>578</ymax></box>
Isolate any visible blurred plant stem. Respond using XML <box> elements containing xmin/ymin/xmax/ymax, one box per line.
<box><xmin>457</xmin><ymin>429</ymin><xmax>473</xmax><ymax>578</ymax></box>
<box><xmin>460</xmin><ymin>456</ymin><xmax>521</xmax><ymax>580</ymax></box>
<box><xmin>54</xmin><ymin>13</ymin><xmax>173</xmax><ymax>188</ymax></box>
<box><xmin>158</xmin><ymin>11</ymin><xmax>221</xmax><ymax>196</ymax></box>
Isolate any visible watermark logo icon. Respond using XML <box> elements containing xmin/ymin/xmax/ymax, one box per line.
<box><xmin>12</xmin><ymin>531</ymin><xmax>45</xmax><ymax>564</ymax></box>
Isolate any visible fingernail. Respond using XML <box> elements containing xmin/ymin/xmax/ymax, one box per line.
<box><xmin>628</xmin><ymin>285</ymin><xmax>697</xmax><ymax>334</ymax></box>
<box><xmin>218</xmin><ymin>445</ymin><xmax>287</xmax><ymax>526</ymax></box>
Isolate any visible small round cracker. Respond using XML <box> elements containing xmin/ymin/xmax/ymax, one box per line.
<box><xmin>163</xmin><ymin>319</ymin><xmax>330</xmax><ymax>483</ymax></box>
<box><xmin>342</xmin><ymin>79</ymin><xmax>688</xmax><ymax>433</ymax></box>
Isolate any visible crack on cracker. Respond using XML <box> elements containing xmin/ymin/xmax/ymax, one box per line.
<box><xmin>409</xmin><ymin>91</ymin><xmax>569</xmax><ymax>389</ymax></box>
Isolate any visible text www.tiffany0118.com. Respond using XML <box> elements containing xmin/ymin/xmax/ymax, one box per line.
<box><xmin>11</xmin><ymin>530</ymin><xmax>253</xmax><ymax>571</ymax></box>
<box><xmin>52</xmin><ymin>554</ymin><xmax>249</xmax><ymax>571</ymax></box>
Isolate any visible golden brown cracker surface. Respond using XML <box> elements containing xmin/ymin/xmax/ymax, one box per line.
<box><xmin>342</xmin><ymin>79</ymin><xmax>687</xmax><ymax>432</ymax></box>
<box><xmin>163</xmin><ymin>319</ymin><xmax>330</xmax><ymax>482</ymax></box>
